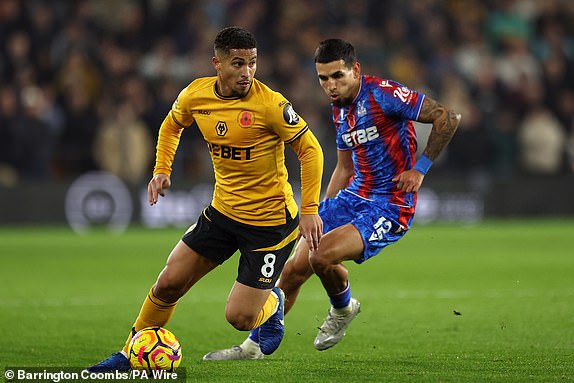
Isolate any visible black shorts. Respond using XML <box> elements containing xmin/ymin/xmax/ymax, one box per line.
<box><xmin>182</xmin><ymin>205</ymin><xmax>299</xmax><ymax>289</ymax></box>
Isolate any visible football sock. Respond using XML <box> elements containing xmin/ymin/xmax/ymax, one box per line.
<box><xmin>250</xmin><ymin>289</ymin><xmax>280</xmax><ymax>329</ymax></box>
<box><xmin>248</xmin><ymin>327</ymin><xmax>260</xmax><ymax>343</ymax></box>
<box><xmin>329</xmin><ymin>281</ymin><xmax>352</xmax><ymax>313</ymax></box>
<box><xmin>240</xmin><ymin>336</ymin><xmax>262</xmax><ymax>353</ymax></box>
<box><xmin>122</xmin><ymin>286</ymin><xmax>178</xmax><ymax>353</ymax></box>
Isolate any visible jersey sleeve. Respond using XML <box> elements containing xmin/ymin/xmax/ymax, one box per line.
<box><xmin>169</xmin><ymin>84</ymin><xmax>196</xmax><ymax>128</ymax></box>
<box><xmin>288</xmin><ymin>129</ymin><xmax>324</xmax><ymax>215</ymax></box>
<box><xmin>374</xmin><ymin>80</ymin><xmax>425</xmax><ymax>121</ymax></box>
<box><xmin>266</xmin><ymin>92</ymin><xmax>309</xmax><ymax>143</ymax></box>
<box><xmin>152</xmin><ymin>84</ymin><xmax>196</xmax><ymax>176</ymax></box>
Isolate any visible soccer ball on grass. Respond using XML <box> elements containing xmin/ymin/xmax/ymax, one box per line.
<box><xmin>128</xmin><ymin>327</ymin><xmax>182</xmax><ymax>372</ymax></box>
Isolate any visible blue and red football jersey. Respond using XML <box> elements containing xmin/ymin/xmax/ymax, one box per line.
<box><xmin>331</xmin><ymin>75</ymin><xmax>425</xmax><ymax>207</ymax></box>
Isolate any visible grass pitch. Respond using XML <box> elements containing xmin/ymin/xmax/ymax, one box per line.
<box><xmin>1</xmin><ymin>220</ymin><xmax>573</xmax><ymax>382</ymax></box>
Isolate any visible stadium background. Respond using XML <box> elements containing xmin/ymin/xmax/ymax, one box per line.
<box><xmin>1</xmin><ymin>0</ymin><xmax>574</xmax><ymax>229</ymax></box>
<box><xmin>1</xmin><ymin>2</ymin><xmax>573</xmax><ymax>381</ymax></box>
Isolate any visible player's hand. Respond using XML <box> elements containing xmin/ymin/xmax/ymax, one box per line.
<box><xmin>147</xmin><ymin>173</ymin><xmax>171</xmax><ymax>205</ymax></box>
<box><xmin>299</xmin><ymin>214</ymin><xmax>323</xmax><ymax>252</ymax></box>
<box><xmin>392</xmin><ymin>169</ymin><xmax>424</xmax><ymax>193</ymax></box>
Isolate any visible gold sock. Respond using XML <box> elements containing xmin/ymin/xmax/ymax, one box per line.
<box><xmin>122</xmin><ymin>286</ymin><xmax>178</xmax><ymax>353</ymax></box>
<box><xmin>251</xmin><ymin>290</ymin><xmax>279</xmax><ymax>329</ymax></box>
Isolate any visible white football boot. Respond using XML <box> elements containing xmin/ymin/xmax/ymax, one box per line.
<box><xmin>202</xmin><ymin>337</ymin><xmax>264</xmax><ymax>361</ymax></box>
<box><xmin>314</xmin><ymin>298</ymin><xmax>361</xmax><ymax>351</ymax></box>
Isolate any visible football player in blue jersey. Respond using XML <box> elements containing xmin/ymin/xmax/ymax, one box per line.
<box><xmin>204</xmin><ymin>38</ymin><xmax>460</xmax><ymax>360</ymax></box>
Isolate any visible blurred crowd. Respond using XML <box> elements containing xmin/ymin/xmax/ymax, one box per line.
<box><xmin>1</xmin><ymin>0</ymin><xmax>574</xmax><ymax>187</ymax></box>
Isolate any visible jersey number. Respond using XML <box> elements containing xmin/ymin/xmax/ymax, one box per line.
<box><xmin>261</xmin><ymin>253</ymin><xmax>276</xmax><ymax>278</ymax></box>
<box><xmin>393</xmin><ymin>87</ymin><xmax>411</xmax><ymax>103</ymax></box>
<box><xmin>369</xmin><ymin>216</ymin><xmax>392</xmax><ymax>242</ymax></box>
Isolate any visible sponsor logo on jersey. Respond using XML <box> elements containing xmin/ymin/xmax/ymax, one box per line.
<box><xmin>207</xmin><ymin>143</ymin><xmax>254</xmax><ymax>160</ymax></box>
<box><xmin>238</xmin><ymin>110</ymin><xmax>254</xmax><ymax>128</ymax></box>
<box><xmin>341</xmin><ymin>126</ymin><xmax>379</xmax><ymax>147</ymax></box>
<box><xmin>379</xmin><ymin>80</ymin><xmax>392</xmax><ymax>88</ymax></box>
<box><xmin>216</xmin><ymin>121</ymin><xmax>228</xmax><ymax>136</ymax></box>
<box><xmin>283</xmin><ymin>104</ymin><xmax>299</xmax><ymax>125</ymax></box>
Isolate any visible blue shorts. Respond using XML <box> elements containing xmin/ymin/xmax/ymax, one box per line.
<box><xmin>319</xmin><ymin>190</ymin><xmax>415</xmax><ymax>263</ymax></box>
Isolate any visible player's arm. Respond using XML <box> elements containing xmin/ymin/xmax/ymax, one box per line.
<box><xmin>324</xmin><ymin>149</ymin><xmax>353</xmax><ymax>199</ymax></box>
<box><xmin>416</xmin><ymin>97</ymin><xmax>461</xmax><ymax>162</ymax></box>
<box><xmin>148</xmin><ymin>112</ymin><xmax>186</xmax><ymax>205</ymax></box>
<box><xmin>393</xmin><ymin>97</ymin><xmax>461</xmax><ymax>193</ymax></box>
<box><xmin>288</xmin><ymin>130</ymin><xmax>324</xmax><ymax>251</ymax></box>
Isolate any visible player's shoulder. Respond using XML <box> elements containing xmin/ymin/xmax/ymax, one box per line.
<box><xmin>363</xmin><ymin>75</ymin><xmax>401</xmax><ymax>91</ymax></box>
<box><xmin>364</xmin><ymin>76</ymin><xmax>421</xmax><ymax>102</ymax></box>
<box><xmin>180</xmin><ymin>77</ymin><xmax>217</xmax><ymax>97</ymax></box>
<box><xmin>251</xmin><ymin>78</ymin><xmax>280</xmax><ymax>98</ymax></box>
<box><xmin>250</xmin><ymin>78</ymin><xmax>288</xmax><ymax>107</ymax></box>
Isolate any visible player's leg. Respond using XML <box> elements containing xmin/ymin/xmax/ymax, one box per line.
<box><xmin>309</xmin><ymin>223</ymin><xmax>364</xmax><ymax>351</ymax></box>
<box><xmin>309</xmin><ymin>223</ymin><xmax>363</xmax><ymax>293</ymax></box>
<box><xmin>225</xmin><ymin>281</ymin><xmax>280</xmax><ymax>331</ymax></box>
<box><xmin>203</xmin><ymin>214</ymin><xmax>300</xmax><ymax>360</ymax></box>
<box><xmin>203</xmin><ymin>239</ymin><xmax>314</xmax><ymax>360</ymax></box>
<box><xmin>88</xmin><ymin>206</ymin><xmax>231</xmax><ymax>372</ymax></box>
<box><xmin>312</xmin><ymin>197</ymin><xmax>415</xmax><ymax>351</ymax></box>
<box><xmin>279</xmin><ymin>238</ymin><xmax>315</xmax><ymax>314</ymax></box>
<box><xmin>125</xmin><ymin>241</ymin><xmax>218</xmax><ymax>348</ymax></box>
<box><xmin>226</xmin><ymin>280</ymin><xmax>285</xmax><ymax>353</ymax></box>
<box><xmin>87</xmin><ymin>240</ymin><xmax>218</xmax><ymax>372</ymax></box>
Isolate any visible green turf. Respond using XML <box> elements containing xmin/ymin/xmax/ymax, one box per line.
<box><xmin>1</xmin><ymin>220</ymin><xmax>573</xmax><ymax>382</ymax></box>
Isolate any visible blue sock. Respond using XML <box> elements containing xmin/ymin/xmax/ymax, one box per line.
<box><xmin>328</xmin><ymin>282</ymin><xmax>351</xmax><ymax>309</ymax></box>
<box><xmin>248</xmin><ymin>326</ymin><xmax>260</xmax><ymax>343</ymax></box>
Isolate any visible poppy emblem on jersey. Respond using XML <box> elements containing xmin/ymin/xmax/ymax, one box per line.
<box><xmin>238</xmin><ymin>111</ymin><xmax>254</xmax><ymax>128</ymax></box>
<box><xmin>216</xmin><ymin>121</ymin><xmax>228</xmax><ymax>136</ymax></box>
<box><xmin>347</xmin><ymin>113</ymin><xmax>356</xmax><ymax>128</ymax></box>
<box><xmin>283</xmin><ymin>104</ymin><xmax>299</xmax><ymax>125</ymax></box>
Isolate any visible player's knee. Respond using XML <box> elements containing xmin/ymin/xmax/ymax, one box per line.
<box><xmin>308</xmin><ymin>250</ymin><xmax>335</xmax><ymax>274</ymax></box>
<box><xmin>154</xmin><ymin>274</ymin><xmax>187</xmax><ymax>303</ymax></box>
<box><xmin>225</xmin><ymin>311</ymin><xmax>254</xmax><ymax>331</ymax></box>
<box><xmin>281</xmin><ymin>260</ymin><xmax>310</xmax><ymax>287</ymax></box>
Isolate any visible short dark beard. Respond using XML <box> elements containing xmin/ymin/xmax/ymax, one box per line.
<box><xmin>333</xmin><ymin>96</ymin><xmax>353</xmax><ymax>107</ymax></box>
<box><xmin>232</xmin><ymin>90</ymin><xmax>247</xmax><ymax>98</ymax></box>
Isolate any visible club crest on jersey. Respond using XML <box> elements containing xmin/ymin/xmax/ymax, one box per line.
<box><xmin>216</xmin><ymin>121</ymin><xmax>228</xmax><ymax>136</ymax></box>
<box><xmin>238</xmin><ymin>110</ymin><xmax>254</xmax><ymax>128</ymax></box>
<box><xmin>357</xmin><ymin>100</ymin><xmax>366</xmax><ymax>117</ymax></box>
<box><xmin>283</xmin><ymin>104</ymin><xmax>299</xmax><ymax>125</ymax></box>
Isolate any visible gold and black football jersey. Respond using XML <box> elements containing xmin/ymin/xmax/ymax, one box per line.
<box><xmin>153</xmin><ymin>77</ymin><xmax>323</xmax><ymax>226</ymax></box>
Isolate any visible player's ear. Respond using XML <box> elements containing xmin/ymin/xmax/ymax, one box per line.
<box><xmin>212</xmin><ymin>56</ymin><xmax>220</xmax><ymax>71</ymax></box>
<box><xmin>352</xmin><ymin>62</ymin><xmax>361</xmax><ymax>79</ymax></box>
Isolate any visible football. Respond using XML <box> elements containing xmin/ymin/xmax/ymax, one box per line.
<box><xmin>128</xmin><ymin>327</ymin><xmax>182</xmax><ymax>372</ymax></box>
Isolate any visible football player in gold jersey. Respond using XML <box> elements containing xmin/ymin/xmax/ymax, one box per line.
<box><xmin>88</xmin><ymin>26</ymin><xmax>324</xmax><ymax>371</ymax></box>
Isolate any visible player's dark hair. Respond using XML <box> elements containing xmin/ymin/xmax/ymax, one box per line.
<box><xmin>314</xmin><ymin>39</ymin><xmax>357</xmax><ymax>68</ymax></box>
<box><xmin>214</xmin><ymin>26</ymin><xmax>257</xmax><ymax>55</ymax></box>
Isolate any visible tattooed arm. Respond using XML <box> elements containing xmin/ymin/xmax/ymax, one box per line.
<box><xmin>392</xmin><ymin>97</ymin><xmax>461</xmax><ymax>193</ymax></box>
<box><xmin>416</xmin><ymin>97</ymin><xmax>461</xmax><ymax>161</ymax></box>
